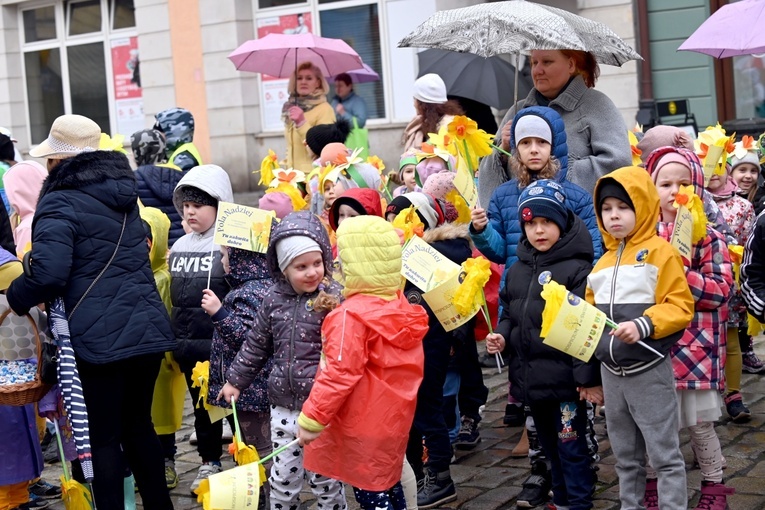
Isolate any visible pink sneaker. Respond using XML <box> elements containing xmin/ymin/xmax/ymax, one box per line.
<box><xmin>643</xmin><ymin>478</ymin><xmax>659</xmax><ymax>510</ymax></box>
<box><xmin>693</xmin><ymin>481</ymin><xmax>735</xmax><ymax>510</ymax></box>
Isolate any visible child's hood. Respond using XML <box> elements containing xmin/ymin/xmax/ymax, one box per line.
<box><xmin>593</xmin><ymin>167</ymin><xmax>660</xmax><ymax>251</ymax></box>
<box><xmin>266</xmin><ymin>211</ymin><xmax>333</xmax><ymax>284</ymax></box>
<box><xmin>645</xmin><ymin>146</ymin><xmax>705</xmax><ymax>196</ymax></box>
<box><xmin>510</xmin><ymin>106</ymin><xmax>568</xmax><ymax>181</ymax></box>
<box><xmin>172</xmin><ymin>164</ymin><xmax>234</xmax><ymax>216</ymax></box>
<box><xmin>140</xmin><ymin>206</ymin><xmax>170</xmax><ymax>273</ymax></box>
<box><xmin>343</xmin><ymin>293</ymin><xmax>429</xmax><ymax>353</ymax></box>
<box><xmin>226</xmin><ymin>246</ymin><xmax>271</xmax><ymax>287</ymax></box>
<box><xmin>154</xmin><ymin>107</ymin><xmax>194</xmax><ymax>152</ymax></box>
<box><xmin>328</xmin><ymin>188</ymin><xmax>383</xmax><ymax>231</ymax></box>
<box><xmin>4</xmin><ymin>161</ymin><xmax>47</xmax><ymax>219</ymax></box>
<box><xmin>336</xmin><ymin>215</ymin><xmax>401</xmax><ymax>299</ymax></box>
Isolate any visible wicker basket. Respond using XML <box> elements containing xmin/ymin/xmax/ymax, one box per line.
<box><xmin>0</xmin><ymin>310</ymin><xmax>52</xmax><ymax>406</ymax></box>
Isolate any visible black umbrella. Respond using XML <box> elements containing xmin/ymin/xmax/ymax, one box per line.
<box><xmin>417</xmin><ymin>49</ymin><xmax>533</xmax><ymax>110</ymax></box>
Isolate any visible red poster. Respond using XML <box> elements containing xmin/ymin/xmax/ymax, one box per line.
<box><xmin>111</xmin><ymin>37</ymin><xmax>141</xmax><ymax>100</ymax></box>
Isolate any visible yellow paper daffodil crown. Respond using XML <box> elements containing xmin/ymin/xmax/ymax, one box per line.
<box><xmin>451</xmin><ymin>256</ymin><xmax>491</xmax><ymax>317</ymax></box>
<box><xmin>694</xmin><ymin>124</ymin><xmax>735</xmax><ymax>176</ymax></box>
<box><xmin>257</xmin><ymin>149</ymin><xmax>280</xmax><ymax>185</ymax></box>
<box><xmin>673</xmin><ymin>185</ymin><xmax>707</xmax><ymax>244</ymax></box>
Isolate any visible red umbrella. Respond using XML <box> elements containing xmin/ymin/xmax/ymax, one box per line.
<box><xmin>229</xmin><ymin>33</ymin><xmax>363</xmax><ymax>78</ymax></box>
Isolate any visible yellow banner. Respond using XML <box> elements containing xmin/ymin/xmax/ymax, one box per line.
<box><xmin>543</xmin><ymin>293</ymin><xmax>607</xmax><ymax>362</ymax></box>
<box><xmin>422</xmin><ymin>270</ymin><xmax>480</xmax><ymax>332</ymax></box>
<box><xmin>209</xmin><ymin>463</ymin><xmax>261</xmax><ymax>509</ymax></box>
<box><xmin>702</xmin><ymin>145</ymin><xmax>724</xmax><ymax>186</ymax></box>
<box><xmin>401</xmin><ymin>236</ymin><xmax>461</xmax><ymax>292</ymax></box>
<box><xmin>453</xmin><ymin>164</ymin><xmax>478</xmax><ymax>208</ymax></box>
<box><xmin>213</xmin><ymin>202</ymin><xmax>275</xmax><ymax>253</ymax></box>
<box><xmin>670</xmin><ymin>204</ymin><xmax>693</xmax><ymax>261</ymax></box>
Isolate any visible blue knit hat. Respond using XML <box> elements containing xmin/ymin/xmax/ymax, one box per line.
<box><xmin>518</xmin><ymin>179</ymin><xmax>568</xmax><ymax>233</ymax></box>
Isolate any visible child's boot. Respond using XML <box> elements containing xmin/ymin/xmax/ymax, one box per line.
<box><xmin>417</xmin><ymin>467</ymin><xmax>456</xmax><ymax>509</ymax></box>
<box><xmin>511</xmin><ymin>427</ymin><xmax>529</xmax><ymax>457</ymax></box>
<box><xmin>643</xmin><ymin>478</ymin><xmax>659</xmax><ymax>510</ymax></box>
<box><xmin>693</xmin><ymin>481</ymin><xmax>735</xmax><ymax>510</ymax></box>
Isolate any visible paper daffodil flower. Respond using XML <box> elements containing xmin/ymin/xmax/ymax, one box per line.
<box><xmin>258</xmin><ymin>149</ymin><xmax>280</xmax><ymax>185</ymax></box>
<box><xmin>194</xmin><ymin>478</ymin><xmax>212</xmax><ymax>510</ymax></box>
<box><xmin>628</xmin><ymin>130</ymin><xmax>642</xmax><ymax>166</ymax></box>
<box><xmin>673</xmin><ymin>185</ymin><xmax>707</xmax><ymax>244</ymax></box>
<box><xmin>444</xmin><ymin>189</ymin><xmax>471</xmax><ymax>224</ymax></box>
<box><xmin>367</xmin><ymin>155</ymin><xmax>385</xmax><ymax>173</ymax></box>
<box><xmin>227</xmin><ymin>439</ymin><xmax>268</xmax><ymax>483</ymax></box>
<box><xmin>392</xmin><ymin>205</ymin><xmax>425</xmax><ymax>242</ymax></box>
<box><xmin>99</xmin><ymin>133</ymin><xmax>127</xmax><ymax>155</ymax></box>
<box><xmin>451</xmin><ymin>256</ymin><xmax>491</xmax><ymax>317</ymax></box>
<box><xmin>269</xmin><ymin>168</ymin><xmax>306</xmax><ymax>188</ymax></box>
<box><xmin>730</xmin><ymin>135</ymin><xmax>758</xmax><ymax>161</ymax></box>
<box><xmin>695</xmin><ymin>124</ymin><xmax>735</xmax><ymax>175</ymax></box>
<box><xmin>729</xmin><ymin>244</ymin><xmax>744</xmax><ymax>284</ymax></box>
<box><xmin>319</xmin><ymin>162</ymin><xmax>340</xmax><ymax>191</ymax></box>
<box><xmin>540</xmin><ymin>280</ymin><xmax>569</xmax><ymax>338</ymax></box>
<box><xmin>190</xmin><ymin>361</ymin><xmax>212</xmax><ymax>411</ymax></box>
<box><xmin>446</xmin><ymin>115</ymin><xmax>494</xmax><ymax>171</ymax></box>
<box><xmin>332</xmin><ymin>147</ymin><xmax>364</xmax><ymax>171</ymax></box>
<box><xmin>417</xmin><ymin>142</ymin><xmax>453</xmax><ymax>165</ymax></box>
<box><xmin>426</xmin><ymin>126</ymin><xmax>459</xmax><ymax>157</ymax></box>
<box><xmin>60</xmin><ymin>476</ymin><xmax>93</xmax><ymax>510</ymax></box>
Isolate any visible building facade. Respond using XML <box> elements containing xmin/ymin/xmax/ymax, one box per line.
<box><xmin>3</xmin><ymin>0</ymin><xmax>757</xmax><ymax>193</ymax></box>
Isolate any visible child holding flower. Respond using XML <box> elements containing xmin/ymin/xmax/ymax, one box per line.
<box><xmin>644</xmin><ymin>146</ymin><xmax>734</xmax><ymax>510</ymax></box>
<box><xmin>486</xmin><ymin>180</ymin><xmax>599</xmax><ymax>510</ymax></box>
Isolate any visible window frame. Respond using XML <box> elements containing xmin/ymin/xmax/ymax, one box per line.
<box><xmin>19</xmin><ymin>0</ymin><xmax>138</xmax><ymax>145</ymax></box>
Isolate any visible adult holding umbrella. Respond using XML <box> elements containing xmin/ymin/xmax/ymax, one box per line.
<box><xmin>7</xmin><ymin>114</ymin><xmax>176</xmax><ymax>510</ymax></box>
<box><xmin>283</xmin><ymin>62</ymin><xmax>336</xmax><ymax>172</ymax></box>
<box><xmin>478</xmin><ymin>49</ymin><xmax>632</xmax><ymax>205</ymax></box>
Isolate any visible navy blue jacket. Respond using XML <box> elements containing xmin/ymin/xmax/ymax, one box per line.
<box><xmin>497</xmin><ymin>212</ymin><xmax>600</xmax><ymax>403</ymax></box>
<box><xmin>8</xmin><ymin>151</ymin><xmax>175</xmax><ymax>364</ymax></box>
<box><xmin>134</xmin><ymin>164</ymin><xmax>185</xmax><ymax>246</ymax></box>
<box><xmin>470</xmin><ymin>106</ymin><xmax>602</xmax><ymax>277</ymax></box>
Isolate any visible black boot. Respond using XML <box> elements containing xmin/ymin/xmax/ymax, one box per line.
<box><xmin>417</xmin><ymin>467</ymin><xmax>457</xmax><ymax>509</ymax></box>
<box><xmin>516</xmin><ymin>460</ymin><xmax>551</xmax><ymax>508</ymax></box>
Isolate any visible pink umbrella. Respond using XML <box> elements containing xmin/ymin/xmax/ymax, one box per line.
<box><xmin>678</xmin><ymin>0</ymin><xmax>765</xmax><ymax>58</ymax></box>
<box><xmin>229</xmin><ymin>33</ymin><xmax>363</xmax><ymax>78</ymax></box>
<box><xmin>328</xmin><ymin>63</ymin><xmax>380</xmax><ymax>84</ymax></box>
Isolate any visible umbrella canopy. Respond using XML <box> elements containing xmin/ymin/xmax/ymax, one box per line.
<box><xmin>417</xmin><ymin>49</ymin><xmax>532</xmax><ymax>109</ymax></box>
<box><xmin>678</xmin><ymin>0</ymin><xmax>765</xmax><ymax>58</ymax></box>
<box><xmin>50</xmin><ymin>298</ymin><xmax>94</xmax><ymax>482</ymax></box>
<box><xmin>229</xmin><ymin>33</ymin><xmax>363</xmax><ymax>78</ymax></box>
<box><xmin>329</xmin><ymin>63</ymin><xmax>380</xmax><ymax>84</ymax></box>
<box><xmin>399</xmin><ymin>0</ymin><xmax>641</xmax><ymax>66</ymax></box>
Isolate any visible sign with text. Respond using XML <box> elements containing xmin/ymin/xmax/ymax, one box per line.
<box><xmin>213</xmin><ymin>202</ymin><xmax>275</xmax><ymax>253</ymax></box>
<box><xmin>401</xmin><ymin>236</ymin><xmax>460</xmax><ymax>292</ymax></box>
<box><xmin>422</xmin><ymin>271</ymin><xmax>480</xmax><ymax>332</ymax></box>
<box><xmin>543</xmin><ymin>293</ymin><xmax>607</xmax><ymax>362</ymax></box>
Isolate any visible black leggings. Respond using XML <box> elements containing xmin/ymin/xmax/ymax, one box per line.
<box><xmin>76</xmin><ymin>353</ymin><xmax>172</xmax><ymax>510</ymax></box>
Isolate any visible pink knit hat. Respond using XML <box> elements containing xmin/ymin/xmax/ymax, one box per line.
<box><xmin>422</xmin><ymin>171</ymin><xmax>456</xmax><ymax>200</ymax></box>
<box><xmin>259</xmin><ymin>192</ymin><xmax>293</xmax><ymax>220</ymax></box>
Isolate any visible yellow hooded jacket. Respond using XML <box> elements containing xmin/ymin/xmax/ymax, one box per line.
<box><xmin>586</xmin><ymin>167</ymin><xmax>694</xmax><ymax>376</ymax></box>
<box><xmin>140</xmin><ymin>206</ymin><xmax>172</xmax><ymax>313</ymax></box>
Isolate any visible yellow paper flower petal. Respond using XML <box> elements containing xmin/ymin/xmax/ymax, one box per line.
<box><xmin>258</xmin><ymin>149</ymin><xmax>280</xmax><ymax>185</ymax></box>
<box><xmin>367</xmin><ymin>155</ymin><xmax>385</xmax><ymax>173</ymax></box>
<box><xmin>446</xmin><ymin>116</ymin><xmax>494</xmax><ymax>170</ymax></box>
<box><xmin>392</xmin><ymin>206</ymin><xmax>425</xmax><ymax>241</ymax></box>
<box><xmin>194</xmin><ymin>478</ymin><xmax>212</xmax><ymax>510</ymax></box>
<box><xmin>444</xmin><ymin>189</ymin><xmax>471</xmax><ymax>224</ymax></box>
<box><xmin>540</xmin><ymin>281</ymin><xmax>569</xmax><ymax>338</ymax></box>
<box><xmin>452</xmin><ymin>257</ymin><xmax>491</xmax><ymax>316</ymax></box>
<box><xmin>426</xmin><ymin>126</ymin><xmax>459</xmax><ymax>156</ymax></box>
<box><xmin>99</xmin><ymin>133</ymin><xmax>127</xmax><ymax>155</ymax></box>
<box><xmin>673</xmin><ymin>185</ymin><xmax>707</xmax><ymax>244</ymax></box>
<box><xmin>190</xmin><ymin>361</ymin><xmax>210</xmax><ymax>410</ymax></box>
<box><xmin>60</xmin><ymin>476</ymin><xmax>93</xmax><ymax>510</ymax></box>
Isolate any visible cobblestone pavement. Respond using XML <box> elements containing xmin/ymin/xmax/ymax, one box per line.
<box><xmin>43</xmin><ymin>337</ymin><xmax>765</xmax><ymax>509</ymax></box>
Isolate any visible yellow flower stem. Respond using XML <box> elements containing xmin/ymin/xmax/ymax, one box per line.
<box><xmin>490</xmin><ymin>143</ymin><xmax>512</xmax><ymax>158</ymax></box>
<box><xmin>54</xmin><ymin>420</ymin><xmax>70</xmax><ymax>481</ymax></box>
<box><xmin>230</xmin><ymin>396</ymin><xmax>243</xmax><ymax>443</ymax></box>
<box><xmin>462</xmin><ymin>139</ymin><xmax>474</xmax><ymax>178</ymax></box>
<box><xmin>258</xmin><ymin>438</ymin><xmax>301</xmax><ymax>465</ymax></box>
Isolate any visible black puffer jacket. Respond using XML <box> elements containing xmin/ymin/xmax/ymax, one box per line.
<box><xmin>134</xmin><ymin>164</ymin><xmax>185</xmax><ymax>246</ymax></box>
<box><xmin>497</xmin><ymin>212</ymin><xmax>599</xmax><ymax>403</ymax></box>
<box><xmin>7</xmin><ymin>151</ymin><xmax>175</xmax><ymax>363</ymax></box>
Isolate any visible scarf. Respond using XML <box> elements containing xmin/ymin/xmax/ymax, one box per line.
<box><xmin>281</xmin><ymin>90</ymin><xmax>328</xmax><ymax>125</ymax></box>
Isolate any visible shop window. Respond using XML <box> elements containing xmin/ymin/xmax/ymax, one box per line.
<box><xmin>68</xmin><ymin>43</ymin><xmax>110</xmax><ymax>133</ymax></box>
<box><xmin>319</xmin><ymin>3</ymin><xmax>384</xmax><ymax>119</ymax></box>
<box><xmin>23</xmin><ymin>6</ymin><xmax>57</xmax><ymax>43</ymax></box>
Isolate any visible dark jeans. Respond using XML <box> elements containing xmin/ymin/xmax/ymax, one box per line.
<box><xmin>77</xmin><ymin>353</ymin><xmax>173</xmax><ymax>510</ymax></box>
<box><xmin>407</xmin><ymin>335</ymin><xmax>452</xmax><ymax>477</ymax></box>
<box><xmin>456</xmin><ymin>335</ymin><xmax>488</xmax><ymax>422</ymax></box>
<box><xmin>530</xmin><ymin>400</ymin><xmax>594</xmax><ymax>510</ymax></box>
